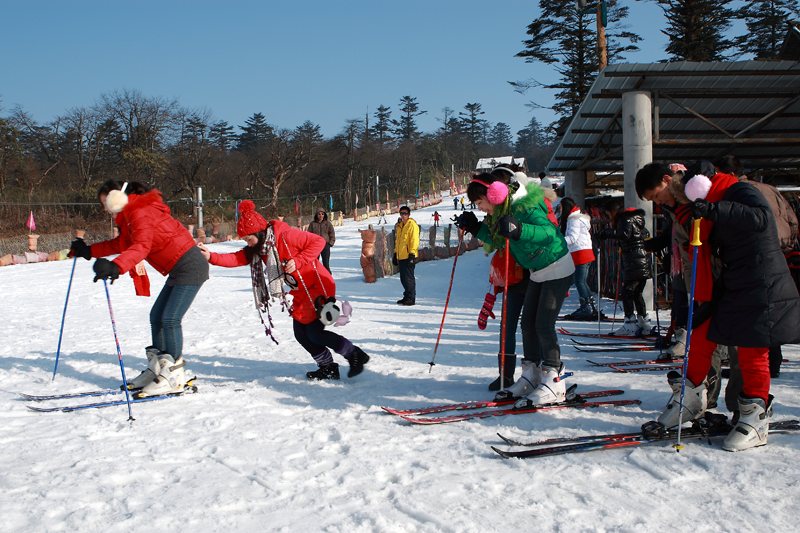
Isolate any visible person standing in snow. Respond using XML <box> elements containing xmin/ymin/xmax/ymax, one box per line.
<box><xmin>455</xmin><ymin>173</ymin><xmax>574</xmax><ymax>407</ymax></box>
<box><xmin>432</xmin><ymin>211</ymin><xmax>441</xmax><ymax>228</ymax></box>
<box><xmin>597</xmin><ymin>202</ymin><xmax>652</xmax><ymax>336</ymax></box>
<box><xmin>558</xmin><ymin>197</ymin><xmax>597</xmax><ymax>320</ymax></box>
<box><xmin>392</xmin><ymin>205</ymin><xmax>419</xmax><ymax>306</ymax></box>
<box><xmin>307</xmin><ymin>208</ymin><xmax>336</xmax><ymax>273</ymax></box>
<box><xmin>199</xmin><ymin>200</ymin><xmax>369</xmax><ymax>380</ymax></box>
<box><xmin>69</xmin><ymin>180</ymin><xmax>208</xmax><ymax>397</ymax></box>
<box><xmin>453</xmin><ymin>196</ymin><xmax>459</xmax><ymax>210</ymax></box>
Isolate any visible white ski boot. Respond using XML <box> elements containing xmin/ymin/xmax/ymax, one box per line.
<box><xmin>722</xmin><ymin>396</ymin><xmax>773</xmax><ymax>452</ymax></box>
<box><xmin>137</xmin><ymin>354</ymin><xmax>187</xmax><ymax>397</ymax></box>
<box><xmin>125</xmin><ymin>346</ymin><xmax>161</xmax><ymax>390</ymax></box>
<box><xmin>656</xmin><ymin>371</ymin><xmax>707</xmax><ymax>428</ymax></box>
<box><xmin>667</xmin><ymin>328</ymin><xmax>687</xmax><ymax>357</ymax></box>
<box><xmin>611</xmin><ymin>316</ymin><xmax>640</xmax><ymax>336</ymax></box>
<box><xmin>494</xmin><ymin>360</ymin><xmax>539</xmax><ymax>401</ymax></box>
<box><xmin>637</xmin><ymin>314</ymin><xmax>653</xmax><ymax>335</ymax></box>
<box><xmin>515</xmin><ymin>364</ymin><xmax>567</xmax><ymax>408</ymax></box>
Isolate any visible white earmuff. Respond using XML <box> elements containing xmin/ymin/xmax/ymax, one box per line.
<box><xmin>105</xmin><ymin>182</ymin><xmax>129</xmax><ymax>214</ymax></box>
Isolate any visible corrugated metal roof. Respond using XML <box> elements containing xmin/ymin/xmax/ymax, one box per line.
<box><xmin>547</xmin><ymin>61</ymin><xmax>800</xmax><ymax>172</ymax></box>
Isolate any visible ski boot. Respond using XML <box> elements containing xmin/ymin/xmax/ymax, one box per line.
<box><xmin>494</xmin><ymin>360</ymin><xmax>538</xmax><ymax>400</ymax></box>
<box><xmin>124</xmin><ymin>346</ymin><xmax>161</xmax><ymax>390</ymax></box>
<box><xmin>656</xmin><ymin>370</ymin><xmax>707</xmax><ymax>428</ymax></box>
<box><xmin>667</xmin><ymin>328</ymin><xmax>687</xmax><ymax>357</ymax></box>
<box><xmin>307</xmin><ymin>363</ymin><xmax>340</xmax><ymax>380</ymax></box>
<box><xmin>723</xmin><ymin>395</ymin><xmax>773</xmax><ymax>452</ymax></box>
<box><xmin>137</xmin><ymin>354</ymin><xmax>187</xmax><ymax>397</ymax></box>
<box><xmin>345</xmin><ymin>346</ymin><xmax>370</xmax><ymax>378</ymax></box>
<box><xmin>488</xmin><ymin>353</ymin><xmax>516</xmax><ymax>391</ymax></box>
<box><xmin>563</xmin><ymin>298</ymin><xmax>593</xmax><ymax>320</ymax></box>
<box><xmin>611</xmin><ymin>316</ymin><xmax>640</xmax><ymax>336</ymax></box>
<box><xmin>637</xmin><ymin>314</ymin><xmax>653</xmax><ymax>335</ymax></box>
<box><xmin>515</xmin><ymin>364</ymin><xmax>568</xmax><ymax>408</ymax></box>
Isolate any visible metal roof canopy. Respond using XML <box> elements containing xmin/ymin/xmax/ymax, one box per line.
<box><xmin>547</xmin><ymin>61</ymin><xmax>800</xmax><ymax>176</ymax></box>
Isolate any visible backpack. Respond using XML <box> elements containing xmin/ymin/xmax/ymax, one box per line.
<box><xmin>747</xmin><ymin>181</ymin><xmax>799</xmax><ymax>253</ymax></box>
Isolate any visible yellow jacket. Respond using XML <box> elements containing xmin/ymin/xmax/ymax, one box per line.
<box><xmin>395</xmin><ymin>217</ymin><xmax>420</xmax><ymax>260</ymax></box>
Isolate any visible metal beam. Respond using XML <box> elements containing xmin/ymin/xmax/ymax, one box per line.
<box><xmin>595</xmin><ymin>89</ymin><xmax>800</xmax><ymax>99</ymax></box>
<box><xmin>602</xmin><ymin>68</ymin><xmax>800</xmax><ymax>78</ymax></box>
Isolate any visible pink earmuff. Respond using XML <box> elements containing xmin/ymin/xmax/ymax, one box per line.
<box><xmin>470</xmin><ymin>179</ymin><xmax>509</xmax><ymax>205</ymax></box>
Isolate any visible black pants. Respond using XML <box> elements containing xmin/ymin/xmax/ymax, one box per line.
<box><xmin>319</xmin><ymin>243</ymin><xmax>331</xmax><ymax>273</ymax></box>
<box><xmin>622</xmin><ymin>279</ymin><xmax>647</xmax><ymax>317</ymax></box>
<box><xmin>293</xmin><ymin>319</ymin><xmax>347</xmax><ymax>358</ymax></box>
<box><xmin>399</xmin><ymin>258</ymin><xmax>416</xmax><ymax>302</ymax></box>
<box><xmin>671</xmin><ymin>274</ymin><xmax>688</xmax><ymax>329</ymax></box>
<box><xmin>520</xmin><ymin>274</ymin><xmax>572</xmax><ymax>368</ymax></box>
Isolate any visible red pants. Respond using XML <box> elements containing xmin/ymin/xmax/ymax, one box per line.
<box><xmin>686</xmin><ymin>320</ymin><xmax>770</xmax><ymax>404</ymax></box>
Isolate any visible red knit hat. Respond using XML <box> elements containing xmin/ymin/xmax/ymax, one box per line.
<box><xmin>237</xmin><ymin>200</ymin><xmax>268</xmax><ymax>237</ymax></box>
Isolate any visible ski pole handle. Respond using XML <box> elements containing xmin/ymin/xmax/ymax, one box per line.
<box><xmin>690</xmin><ymin>218</ymin><xmax>702</xmax><ymax>247</ymax></box>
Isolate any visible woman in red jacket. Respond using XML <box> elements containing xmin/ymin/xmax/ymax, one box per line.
<box><xmin>200</xmin><ymin>200</ymin><xmax>369</xmax><ymax>380</ymax></box>
<box><xmin>70</xmin><ymin>180</ymin><xmax>209</xmax><ymax>397</ymax></box>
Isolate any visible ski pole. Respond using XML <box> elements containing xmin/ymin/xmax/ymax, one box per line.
<box><xmin>429</xmin><ymin>230</ymin><xmax>464</xmax><ymax>371</ymax></box>
<box><xmin>52</xmin><ymin>255</ymin><xmax>78</xmax><ymax>381</ymax></box>
<box><xmin>674</xmin><ymin>218</ymin><xmax>702</xmax><ymax>451</ymax></box>
<box><xmin>498</xmin><ymin>237</ymin><xmax>511</xmax><ymax>388</ymax></box>
<box><xmin>610</xmin><ymin>252</ymin><xmax>621</xmax><ymax>331</ymax></box>
<box><xmin>653</xmin><ymin>252</ymin><xmax>661</xmax><ymax>340</ymax></box>
<box><xmin>596</xmin><ymin>246</ymin><xmax>602</xmax><ymax>335</ymax></box>
<box><xmin>102</xmin><ymin>279</ymin><xmax>135</xmax><ymax>421</ymax></box>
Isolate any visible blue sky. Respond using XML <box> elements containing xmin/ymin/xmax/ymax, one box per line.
<box><xmin>1</xmin><ymin>0</ymin><xmax>670</xmax><ymax>138</ymax></box>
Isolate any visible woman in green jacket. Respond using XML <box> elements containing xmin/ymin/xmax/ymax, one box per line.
<box><xmin>456</xmin><ymin>174</ymin><xmax>574</xmax><ymax>407</ymax></box>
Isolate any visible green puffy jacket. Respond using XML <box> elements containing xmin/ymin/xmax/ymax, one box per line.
<box><xmin>476</xmin><ymin>183</ymin><xmax>569</xmax><ymax>272</ymax></box>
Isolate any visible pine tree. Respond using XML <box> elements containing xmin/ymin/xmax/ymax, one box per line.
<box><xmin>209</xmin><ymin>121</ymin><xmax>235</xmax><ymax>152</ymax></box>
<box><xmin>736</xmin><ymin>0</ymin><xmax>800</xmax><ymax>59</ymax></box>
<box><xmin>651</xmin><ymin>0</ymin><xmax>737</xmax><ymax>61</ymax></box>
<box><xmin>392</xmin><ymin>96</ymin><xmax>426</xmax><ymax>142</ymax></box>
<box><xmin>488</xmin><ymin>122</ymin><xmax>514</xmax><ymax>153</ymax></box>
<box><xmin>371</xmin><ymin>105</ymin><xmax>393</xmax><ymax>143</ymax></box>
<box><xmin>459</xmin><ymin>103</ymin><xmax>486</xmax><ymax>145</ymax></box>
<box><xmin>516</xmin><ymin>1</ymin><xmax>640</xmax><ymax>125</ymax></box>
<box><xmin>237</xmin><ymin>112</ymin><xmax>273</xmax><ymax>151</ymax></box>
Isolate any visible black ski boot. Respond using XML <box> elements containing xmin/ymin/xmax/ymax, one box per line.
<box><xmin>345</xmin><ymin>346</ymin><xmax>370</xmax><ymax>378</ymax></box>
<box><xmin>488</xmin><ymin>353</ymin><xmax>517</xmax><ymax>391</ymax></box>
<box><xmin>306</xmin><ymin>363</ymin><xmax>340</xmax><ymax>380</ymax></box>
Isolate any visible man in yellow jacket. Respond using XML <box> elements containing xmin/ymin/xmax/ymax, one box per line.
<box><xmin>392</xmin><ymin>205</ymin><xmax>420</xmax><ymax>305</ymax></box>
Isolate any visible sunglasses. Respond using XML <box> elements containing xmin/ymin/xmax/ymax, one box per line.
<box><xmin>400</xmin><ymin>211</ymin><xmax>410</xmax><ymax>216</ymax></box>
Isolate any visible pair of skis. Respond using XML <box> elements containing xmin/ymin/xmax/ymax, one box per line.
<box><xmin>20</xmin><ymin>379</ymin><xmax>198</xmax><ymax>412</ymax></box>
<box><xmin>492</xmin><ymin>418</ymin><xmax>800</xmax><ymax>458</ymax></box>
<box><xmin>381</xmin><ymin>385</ymin><xmax>640</xmax><ymax>425</ymax></box>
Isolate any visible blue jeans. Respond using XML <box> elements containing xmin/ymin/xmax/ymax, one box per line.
<box><xmin>150</xmin><ymin>284</ymin><xmax>203</xmax><ymax>358</ymax></box>
<box><xmin>574</xmin><ymin>262</ymin><xmax>592</xmax><ymax>300</ymax></box>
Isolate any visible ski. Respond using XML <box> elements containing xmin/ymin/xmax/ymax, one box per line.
<box><xmin>399</xmin><ymin>396</ymin><xmax>639</xmax><ymax>425</ymax></box>
<box><xmin>382</xmin><ymin>385</ymin><xmax>614</xmax><ymax>416</ymax></box>
<box><xmin>609</xmin><ymin>363</ymin><xmax>682</xmax><ymax>373</ymax></box>
<box><xmin>557</xmin><ymin>327</ymin><xmax>658</xmax><ymax>340</ymax></box>
<box><xmin>558</xmin><ymin>315</ymin><xmax>615</xmax><ymax>323</ymax></box>
<box><xmin>571</xmin><ymin>338</ymin><xmax>655</xmax><ymax>347</ymax></box>
<box><xmin>491</xmin><ymin>419</ymin><xmax>800</xmax><ymax>459</ymax></box>
<box><xmin>574</xmin><ymin>345</ymin><xmax>658</xmax><ymax>353</ymax></box>
<box><xmin>27</xmin><ymin>381</ymin><xmax>198</xmax><ymax>413</ymax></box>
<box><xmin>586</xmin><ymin>356</ymin><xmax>681</xmax><ymax>367</ymax></box>
<box><xmin>19</xmin><ymin>387</ymin><xmax>139</xmax><ymax>402</ymax></box>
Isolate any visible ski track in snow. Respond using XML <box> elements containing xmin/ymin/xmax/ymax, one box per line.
<box><xmin>2</xmin><ymin>195</ymin><xmax>799</xmax><ymax>532</ymax></box>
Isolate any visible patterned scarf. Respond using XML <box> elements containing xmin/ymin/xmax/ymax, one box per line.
<box><xmin>249</xmin><ymin>227</ymin><xmax>287</xmax><ymax>344</ymax></box>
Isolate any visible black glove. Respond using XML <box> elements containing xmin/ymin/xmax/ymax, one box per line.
<box><xmin>69</xmin><ymin>238</ymin><xmax>91</xmax><ymax>260</ymax></box>
<box><xmin>93</xmin><ymin>258</ymin><xmax>120</xmax><ymax>284</ymax></box>
<box><xmin>392</xmin><ymin>253</ymin><xmax>398</xmax><ymax>266</ymax></box>
<box><xmin>497</xmin><ymin>215</ymin><xmax>522</xmax><ymax>240</ymax></box>
<box><xmin>408</xmin><ymin>253</ymin><xmax>415</xmax><ymax>264</ymax></box>
<box><xmin>454</xmin><ymin>211</ymin><xmax>480</xmax><ymax>235</ymax></box>
<box><xmin>691</xmin><ymin>199</ymin><xmax>716</xmax><ymax>220</ymax></box>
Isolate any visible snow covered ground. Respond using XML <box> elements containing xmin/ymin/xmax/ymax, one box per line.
<box><xmin>1</xmin><ymin>194</ymin><xmax>799</xmax><ymax>532</ymax></box>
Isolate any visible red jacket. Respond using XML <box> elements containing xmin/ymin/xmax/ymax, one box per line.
<box><xmin>90</xmin><ymin>190</ymin><xmax>196</xmax><ymax>276</ymax></box>
<box><xmin>209</xmin><ymin>220</ymin><xmax>335</xmax><ymax>325</ymax></box>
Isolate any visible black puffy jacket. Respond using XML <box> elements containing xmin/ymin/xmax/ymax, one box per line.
<box><xmin>602</xmin><ymin>208</ymin><xmax>651</xmax><ymax>282</ymax></box>
<box><xmin>707</xmin><ymin>182</ymin><xmax>800</xmax><ymax>347</ymax></box>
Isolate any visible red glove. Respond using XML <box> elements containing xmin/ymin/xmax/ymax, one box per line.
<box><xmin>477</xmin><ymin>292</ymin><xmax>496</xmax><ymax>330</ymax></box>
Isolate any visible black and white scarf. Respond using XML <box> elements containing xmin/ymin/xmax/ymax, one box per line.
<box><xmin>248</xmin><ymin>227</ymin><xmax>288</xmax><ymax>344</ymax></box>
